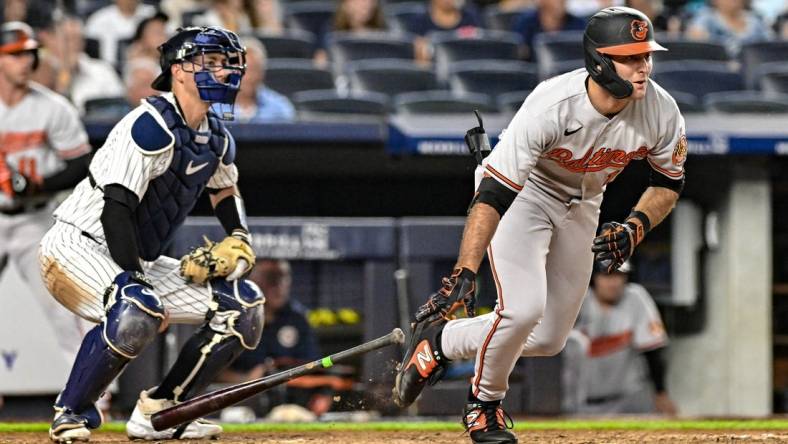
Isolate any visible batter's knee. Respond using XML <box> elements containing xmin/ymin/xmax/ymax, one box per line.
<box><xmin>104</xmin><ymin>272</ymin><xmax>166</xmax><ymax>358</ymax></box>
<box><xmin>208</xmin><ymin>278</ymin><xmax>265</xmax><ymax>350</ymax></box>
<box><xmin>527</xmin><ymin>336</ymin><xmax>570</xmax><ymax>357</ymax></box>
<box><xmin>506</xmin><ymin>307</ymin><xmax>544</xmax><ymax>336</ymax></box>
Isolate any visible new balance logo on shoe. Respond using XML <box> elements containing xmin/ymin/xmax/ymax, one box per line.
<box><xmin>416</xmin><ymin>345</ymin><xmax>433</xmax><ymax>371</ymax></box>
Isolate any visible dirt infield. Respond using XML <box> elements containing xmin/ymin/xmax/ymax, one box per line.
<box><xmin>5</xmin><ymin>430</ymin><xmax>788</xmax><ymax>443</ymax></box>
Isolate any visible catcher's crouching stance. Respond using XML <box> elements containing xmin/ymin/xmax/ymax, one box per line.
<box><xmin>38</xmin><ymin>26</ymin><xmax>265</xmax><ymax>443</ymax></box>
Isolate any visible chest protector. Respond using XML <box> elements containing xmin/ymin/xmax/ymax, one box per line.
<box><xmin>135</xmin><ymin>97</ymin><xmax>228</xmax><ymax>261</ymax></box>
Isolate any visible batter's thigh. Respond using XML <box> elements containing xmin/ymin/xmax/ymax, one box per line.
<box><xmin>522</xmin><ymin>200</ymin><xmax>599</xmax><ymax>356</ymax></box>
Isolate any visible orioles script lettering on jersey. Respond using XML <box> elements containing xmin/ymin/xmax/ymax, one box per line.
<box><xmin>543</xmin><ymin>145</ymin><xmax>650</xmax><ymax>173</ymax></box>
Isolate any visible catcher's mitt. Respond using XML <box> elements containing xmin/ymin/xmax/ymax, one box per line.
<box><xmin>180</xmin><ymin>234</ymin><xmax>255</xmax><ymax>284</ymax></box>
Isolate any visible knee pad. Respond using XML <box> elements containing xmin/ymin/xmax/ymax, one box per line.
<box><xmin>208</xmin><ymin>278</ymin><xmax>265</xmax><ymax>350</ymax></box>
<box><xmin>103</xmin><ymin>271</ymin><xmax>166</xmax><ymax>358</ymax></box>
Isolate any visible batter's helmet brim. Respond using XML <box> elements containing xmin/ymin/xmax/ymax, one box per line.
<box><xmin>0</xmin><ymin>37</ymin><xmax>38</xmax><ymax>54</ymax></box>
<box><xmin>596</xmin><ymin>40</ymin><xmax>667</xmax><ymax>56</ymax></box>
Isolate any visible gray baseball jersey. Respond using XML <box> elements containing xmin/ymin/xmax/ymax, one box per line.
<box><xmin>440</xmin><ymin>68</ymin><xmax>686</xmax><ymax>402</ymax></box>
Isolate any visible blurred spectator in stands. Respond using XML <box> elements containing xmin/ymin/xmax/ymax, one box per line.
<box><xmin>314</xmin><ymin>0</ymin><xmax>389</xmax><ymax>67</ymax></box>
<box><xmin>84</xmin><ymin>0</ymin><xmax>156</xmax><ymax>66</ymax></box>
<box><xmin>496</xmin><ymin>0</ymin><xmax>536</xmax><ymax>12</ymax></box>
<box><xmin>192</xmin><ymin>0</ymin><xmax>253</xmax><ymax>33</ymax></box>
<box><xmin>2</xmin><ymin>0</ymin><xmax>51</xmax><ymax>29</ymax></box>
<box><xmin>125</xmin><ymin>12</ymin><xmax>170</xmax><ymax>66</ymax></box>
<box><xmin>233</xmin><ymin>39</ymin><xmax>295</xmax><ymax>123</ymax></box>
<box><xmin>35</xmin><ymin>16</ymin><xmax>125</xmax><ymax>114</ymax></box>
<box><xmin>686</xmin><ymin>0</ymin><xmax>773</xmax><ymax>55</ymax></box>
<box><xmin>219</xmin><ymin>260</ymin><xmax>332</xmax><ymax>417</ymax></box>
<box><xmin>160</xmin><ymin>0</ymin><xmax>210</xmax><ymax>28</ymax></box>
<box><xmin>246</xmin><ymin>0</ymin><xmax>285</xmax><ymax>34</ymax></box>
<box><xmin>512</xmin><ymin>0</ymin><xmax>586</xmax><ymax>61</ymax></box>
<box><xmin>409</xmin><ymin>0</ymin><xmax>482</xmax><ymax>63</ymax></box>
<box><xmin>562</xmin><ymin>262</ymin><xmax>678</xmax><ymax>416</ymax></box>
<box><xmin>567</xmin><ymin>0</ymin><xmax>620</xmax><ymax>18</ymax></box>
<box><xmin>626</xmin><ymin>0</ymin><xmax>683</xmax><ymax>35</ymax></box>
<box><xmin>124</xmin><ymin>57</ymin><xmax>160</xmax><ymax>106</ymax></box>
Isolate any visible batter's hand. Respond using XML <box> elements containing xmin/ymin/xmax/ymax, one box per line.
<box><xmin>415</xmin><ymin>267</ymin><xmax>476</xmax><ymax>322</ymax></box>
<box><xmin>592</xmin><ymin>221</ymin><xmax>643</xmax><ymax>273</ymax></box>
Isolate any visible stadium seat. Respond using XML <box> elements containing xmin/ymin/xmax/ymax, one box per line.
<box><xmin>328</xmin><ymin>32</ymin><xmax>415</xmax><ymax>69</ymax></box>
<box><xmin>651</xmin><ymin>38</ymin><xmax>729</xmax><ymax>64</ymax></box>
<box><xmin>348</xmin><ymin>59</ymin><xmax>438</xmax><ymax>96</ymax></box>
<box><xmin>740</xmin><ymin>41</ymin><xmax>788</xmax><ymax>89</ymax></box>
<box><xmin>292</xmin><ymin>89</ymin><xmax>389</xmax><ymax>118</ymax></box>
<box><xmin>703</xmin><ymin>91</ymin><xmax>788</xmax><ymax>113</ymax></box>
<box><xmin>540</xmin><ymin>58</ymin><xmax>584</xmax><ymax>80</ymax></box>
<box><xmin>449</xmin><ymin>61</ymin><xmax>539</xmax><ymax>97</ymax></box>
<box><xmin>532</xmin><ymin>31</ymin><xmax>584</xmax><ymax>79</ymax></box>
<box><xmin>256</xmin><ymin>30</ymin><xmax>316</xmax><ymax>59</ymax></box>
<box><xmin>498</xmin><ymin>90</ymin><xmax>532</xmax><ymax>112</ymax></box>
<box><xmin>265</xmin><ymin>59</ymin><xmax>336</xmax><ymax>98</ymax></box>
<box><xmin>394</xmin><ymin>90</ymin><xmax>496</xmax><ymax>114</ymax></box>
<box><xmin>432</xmin><ymin>31</ymin><xmax>521</xmax><ymax>81</ymax></box>
<box><xmin>385</xmin><ymin>2</ymin><xmax>427</xmax><ymax>34</ymax></box>
<box><xmin>485</xmin><ymin>7</ymin><xmax>527</xmax><ymax>32</ymax></box>
<box><xmin>285</xmin><ymin>1</ymin><xmax>336</xmax><ymax>38</ymax></box>
<box><xmin>83</xmin><ymin>97</ymin><xmax>132</xmax><ymax>122</ymax></box>
<box><xmin>759</xmin><ymin>63</ymin><xmax>788</xmax><ymax>94</ymax></box>
<box><xmin>670</xmin><ymin>91</ymin><xmax>704</xmax><ymax>114</ymax></box>
<box><xmin>651</xmin><ymin>61</ymin><xmax>744</xmax><ymax>100</ymax></box>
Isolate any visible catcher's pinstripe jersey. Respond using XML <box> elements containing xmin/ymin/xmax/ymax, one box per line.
<box><xmin>440</xmin><ymin>68</ymin><xmax>687</xmax><ymax>402</ymax></box>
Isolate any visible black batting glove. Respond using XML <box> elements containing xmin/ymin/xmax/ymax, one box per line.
<box><xmin>592</xmin><ymin>217</ymin><xmax>648</xmax><ymax>273</ymax></box>
<box><xmin>415</xmin><ymin>267</ymin><xmax>476</xmax><ymax>322</ymax></box>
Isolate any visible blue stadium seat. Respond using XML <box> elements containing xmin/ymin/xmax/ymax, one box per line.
<box><xmin>394</xmin><ymin>90</ymin><xmax>496</xmax><ymax>114</ymax></box>
<box><xmin>449</xmin><ymin>61</ymin><xmax>539</xmax><ymax>97</ymax></box>
<box><xmin>484</xmin><ymin>7</ymin><xmax>527</xmax><ymax>32</ymax></box>
<box><xmin>651</xmin><ymin>38</ymin><xmax>729</xmax><ymax>64</ymax></box>
<box><xmin>740</xmin><ymin>41</ymin><xmax>788</xmax><ymax>89</ymax></box>
<box><xmin>669</xmin><ymin>90</ymin><xmax>704</xmax><ymax>114</ymax></box>
<box><xmin>497</xmin><ymin>90</ymin><xmax>532</xmax><ymax>112</ymax></box>
<box><xmin>348</xmin><ymin>59</ymin><xmax>438</xmax><ymax>97</ymax></box>
<box><xmin>651</xmin><ymin>61</ymin><xmax>744</xmax><ymax>100</ymax></box>
<box><xmin>285</xmin><ymin>1</ymin><xmax>336</xmax><ymax>39</ymax></box>
<box><xmin>532</xmin><ymin>31</ymin><xmax>584</xmax><ymax>79</ymax></box>
<box><xmin>703</xmin><ymin>91</ymin><xmax>788</xmax><ymax>113</ymax></box>
<box><xmin>540</xmin><ymin>58</ymin><xmax>583</xmax><ymax>80</ymax></box>
<box><xmin>328</xmin><ymin>32</ymin><xmax>415</xmax><ymax>69</ymax></box>
<box><xmin>758</xmin><ymin>63</ymin><xmax>788</xmax><ymax>94</ymax></box>
<box><xmin>256</xmin><ymin>30</ymin><xmax>316</xmax><ymax>59</ymax></box>
<box><xmin>292</xmin><ymin>89</ymin><xmax>389</xmax><ymax>118</ymax></box>
<box><xmin>385</xmin><ymin>2</ymin><xmax>427</xmax><ymax>34</ymax></box>
<box><xmin>265</xmin><ymin>59</ymin><xmax>336</xmax><ymax>98</ymax></box>
<box><xmin>432</xmin><ymin>31</ymin><xmax>521</xmax><ymax>81</ymax></box>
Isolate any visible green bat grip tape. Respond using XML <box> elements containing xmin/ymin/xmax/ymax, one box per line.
<box><xmin>322</xmin><ymin>357</ymin><xmax>333</xmax><ymax>368</ymax></box>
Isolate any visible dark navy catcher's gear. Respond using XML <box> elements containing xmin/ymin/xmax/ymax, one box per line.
<box><xmin>583</xmin><ymin>7</ymin><xmax>667</xmax><ymax>99</ymax></box>
<box><xmin>151</xmin><ymin>26</ymin><xmax>246</xmax><ymax>113</ymax></box>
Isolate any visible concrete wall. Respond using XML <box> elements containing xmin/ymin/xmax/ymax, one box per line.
<box><xmin>668</xmin><ymin>163</ymin><xmax>772</xmax><ymax>416</ymax></box>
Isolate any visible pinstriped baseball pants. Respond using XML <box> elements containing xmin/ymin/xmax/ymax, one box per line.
<box><xmin>441</xmin><ymin>187</ymin><xmax>600</xmax><ymax>402</ymax></box>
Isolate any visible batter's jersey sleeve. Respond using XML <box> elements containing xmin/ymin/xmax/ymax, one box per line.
<box><xmin>628</xmin><ymin>283</ymin><xmax>668</xmax><ymax>351</ymax></box>
<box><xmin>48</xmin><ymin>94</ymin><xmax>91</xmax><ymax>159</ymax></box>
<box><xmin>482</xmin><ymin>104</ymin><xmax>557</xmax><ymax>193</ymax></box>
<box><xmin>647</xmin><ymin>100</ymin><xmax>686</xmax><ymax>180</ymax></box>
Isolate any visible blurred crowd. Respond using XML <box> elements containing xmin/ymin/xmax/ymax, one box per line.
<box><xmin>4</xmin><ymin>0</ymin><xmax>788</xmax><ymax>120</ymax></box>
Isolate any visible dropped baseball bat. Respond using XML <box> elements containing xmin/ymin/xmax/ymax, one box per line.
<box><xmin>151</xmin><ymin>327</ymin><xmax>406</xmax><ymax>431</ymax></box>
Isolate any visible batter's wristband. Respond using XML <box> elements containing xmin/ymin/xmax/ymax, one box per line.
<box><xmin>626</xmin><ymin>210</ymin><xmax>651</xmax><ymax>234</ymax></box>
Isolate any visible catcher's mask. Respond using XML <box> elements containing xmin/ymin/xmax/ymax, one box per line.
<box><xmin>151</xmin><ymin>26</ymin><xmax>246</xmax><ymax>120</ymax></box>
<box><xmin>583</xmin><ymin>7</ymin><xmax>667</xmax><ymax>99</ymax></box>
<box><xmin>0</xmin><ymin>21</ymin><xmax>40</xmax><ymax>70</ymax></box>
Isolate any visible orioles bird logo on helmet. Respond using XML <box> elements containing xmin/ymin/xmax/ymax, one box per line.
<box><xmin>630</xmin><ymin>20</ymin><xmax>649</xmax><ymax>41</ymax></box>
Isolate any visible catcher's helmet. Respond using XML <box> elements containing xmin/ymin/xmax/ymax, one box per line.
<box><xmin>583</xmin><ymin>7</ymin><xmax>666</xmax><ymax>99</ymax></box>
<box><xmin>0</xmin><ymin>21</ymin><xmax>40</xmax><ymax>69</ymax></box>
<box><xmin>151</xmin><ymin>26</ymin><xmax>246</xmax><ymax>106</ymax></box>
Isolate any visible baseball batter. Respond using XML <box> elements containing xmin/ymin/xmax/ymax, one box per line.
<box><xmin>394</xmin><ymin>7</ymin><xmax>687</xmax><ymax>444</ymax></box>
<box><xmin>40</xmin><ymin>27</ymin><xmax>265</xmax><ymax>443</ymax></box>
<box><xmin>0</xmin><ymin>22</ymin><xmax>92</xmax><ymax>364</ymax></box>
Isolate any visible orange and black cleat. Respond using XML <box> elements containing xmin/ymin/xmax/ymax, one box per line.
<box><xmin>392</xmin><ymin>318</ymin><xmax>448</xmax><ymax>408</ymax></box>
<box><xmin>462</xmin><ymin>399</ymin><xmax>517</xmax><ymax>444</ymax></box>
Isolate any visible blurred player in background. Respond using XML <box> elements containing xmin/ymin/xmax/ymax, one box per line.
<box><xmin>394</xmin><ymin>7</ymin><xmax>686</xmax><ymax>443</ymax></box>
<box><xmin>562</xmin><ymin>261</ymin><xmax>677</xmax><ymax>415</ymax></box>
<box><xmin>220</xmin><ymin>259</ymin><xmax>332</xmax><ymax>417</ymax></box>
<box><xmin>0</xmin><ymin>21</ymin><xmax>91</xmax><ymax>365</ymax></box>
<box><xmin>39</xmin><ymin>26</ymin><xmax>265</xmax><ymax>443</ymax></box>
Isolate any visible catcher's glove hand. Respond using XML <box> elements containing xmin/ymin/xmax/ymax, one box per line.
<box><xmin>415</xmin><ymin>267</ymin><xmax>476</xmax><ymax>322</ymax></box>
<box><xmin>592</xmin><ymin>220</ymin><xmax>644</xmax><ymax>274</ymax></box>
<box><xmin>180</xmin><ymin>233</ymin><xmax>255</xmax><ymax>284</ymax></box>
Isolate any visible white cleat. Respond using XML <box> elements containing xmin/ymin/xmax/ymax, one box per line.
<box><xmin>49</xmin><ymin>408</ymin><xmax>91</xmax><ymax>443</ymax></box>
<box><xmin>126</xmin><ymin>389</ymin><xmax>223</xmax><ymax>440</ymax></box>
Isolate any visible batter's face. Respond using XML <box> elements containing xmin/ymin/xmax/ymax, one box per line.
<box><xmin>592</xmin><ymin>272</ymin><xmax>627</xmax><ymax>305</ymax></box>
<box><xmin>610</xmin><ymin>52</ymin><xmax>652</xmax><ymax>100</ymax></box>
<box><xmin>0</xmin><ymin>51</ymin><xmax>35</xmax><ymax>87</ymax></box>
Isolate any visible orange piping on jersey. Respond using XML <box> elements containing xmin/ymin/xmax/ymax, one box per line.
<box><xmin>589</xmin><ymin>331</ymin><xmax>633</xmax><ymax>357</ymax></box>
<box><xmin>473</xmin><ymin>244</ymin><xmax>506</xmax><ymax>398</ymax></box>
<box><xmin>0</xmin><ymin>131</ymin><xmax>47</xmax><ymax>153</ymax></box>
<box><xmin>57</xmin><ymin>143</ymin><xmax>92</xmax><ymax>159</ymax></box>
<box><xmin>484</xmin><ymin>165</ymin><xmax>523</xmax><ymax>191</ymax></box>
<box><xmin>646</xmin><ymin>157</ymin><xmax>684</xmax><ymax>178</ymax></box>
<box><xmin>544</xmin><ymin>146</ymin><xmax>649</xmax><ymax>173</ymax></box>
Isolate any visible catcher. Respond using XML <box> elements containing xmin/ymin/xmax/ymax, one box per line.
<box><xmin>38</xmin><ymin>27</ymin><xmax>264</xmax><ymax>443</ymax></box>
